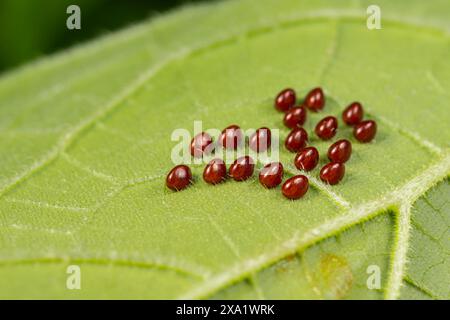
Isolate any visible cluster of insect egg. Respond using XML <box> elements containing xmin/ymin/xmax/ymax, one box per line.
<box><xmin>166</xmin><ymin>87</ymin><xmax>377</xmax><ymax>200</ymax></box>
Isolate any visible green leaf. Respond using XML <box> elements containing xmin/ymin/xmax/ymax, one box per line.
<box><xmin>0</xmin><ymin>0</ymin><xmax>449</xmax><ymax>299</ymax></box>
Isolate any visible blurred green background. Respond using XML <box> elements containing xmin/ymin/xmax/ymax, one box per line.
<box><xmin>0</xmin><ymin>0</ymin><xmax>208</xmax><ymax>74</ymax></box>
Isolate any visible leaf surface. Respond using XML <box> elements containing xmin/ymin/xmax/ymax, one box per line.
<box><xmin>0</xmin><ymin>0</ymin><xmax>449</xmax><ymax>299</ymax></box>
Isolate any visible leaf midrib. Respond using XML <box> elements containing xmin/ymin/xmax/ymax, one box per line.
<box><xmin>180</xmin><ymin>154</ymin><xmax>450</xmax><ymax>299</ymax></box>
